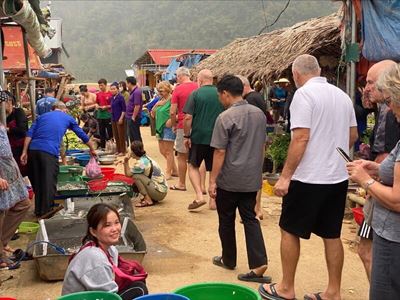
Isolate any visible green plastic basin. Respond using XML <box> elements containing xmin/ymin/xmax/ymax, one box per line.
<box><xmin>58</xmin><ymin>166</ymin><xmax>84</xmax><ymax>182</ymax></box>
<box><xmin>174</xmin><ymin>282</ymin><xmax>262</xmax><ymax>300</ymax></box>
<box><xmin>57</xmin><ymin>291</ymin><xmax>122</xmax><ymax>300</ymax></box>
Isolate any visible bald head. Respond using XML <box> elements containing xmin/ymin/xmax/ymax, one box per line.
<box><xmin>292</xmin><ymin>54</ymin><xmax>321</xmax><ymax>88</ymax></box>
<box><xmin>365</xmin><ymin>60</ymin><xmax>396</xmax><ymax>103</ymax></box>
<box><xmin>197</xmin><ymin>69</ymin><xmax>214</xmax><ymax>86</ymax></box>
<box><xmin>236</xmin><ymin>75</ymin><xmax>250</xmax><ymax>87</ymax></box>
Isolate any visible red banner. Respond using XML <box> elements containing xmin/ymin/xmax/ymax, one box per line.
<box><xmin>3</xmin><ymin>25</ymin><xmax>42</xmax><ymax>70</ymax></box>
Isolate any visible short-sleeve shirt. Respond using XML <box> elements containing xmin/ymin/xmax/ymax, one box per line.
<box><xmin>36</xmin><ymin>96</ymin><xmax>57</xmax><ymax>116</ymax></box>
<box><xmin>183</xmin><ymin>85</ymin><xmax>223</xmax><ymax>145</ymax></box>
<box><xmin>96</xmin><ymin>91</ymin><xmax>112</xmax><ymax>119</ymax></box>
<box><xmin>290</xmin><ymin>77</ymin><xmax>357</xmax><ymax>184</ymax></box>
<box><xmin>132</xmin><ymin>155</ymin><xmax>168</xmax><ymax>193</ymax></box>
<box><xmin>372</xmin><ymin>141</ymin><xmax>400</xmax><ymax>242</ymax></box>
<box><xmin>210</xmin><ymin>100</ymin><xmax>266</xmax><ymax>192</ymax></box>
<box><xmin>171</xmin><ymin>81</ymin><xmax>198</xmax><ymax>129</ymax></box>
<box><xmin>125</xmin><ymin>87</ymin><xmax>143</xmax><ymax>120</ymax></box>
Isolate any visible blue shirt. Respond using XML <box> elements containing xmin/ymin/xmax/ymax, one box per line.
<box><xmin>36</xmin><ymin>96</ymin><xmax>57</xmax><ymax>115</ymax></box>
<box><xmin>27</xmin><ymin>110</ymin><xmax>89</xmax><ymax>157</ymax></box>
<box><xmin>110</xmin><ymin>93</ymin><xmax>126</xmax><ymax>122</ymax></box>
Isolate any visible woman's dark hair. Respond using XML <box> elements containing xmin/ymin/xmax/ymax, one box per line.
<box><xmin>79</xmin><ymin>85</ymin><xmax>88</xmax><ymax>93</ymax></box>
<box><xmin>130</xmin><ymin>141</ymin><xmax>146</xmax><ymax>157</ymax></box>
<box><xmin>119</xmin><ymin>81</ymin><xmax>127</xmax><ymax>91</ymax></box>
<box><xmin>98</xmin><ymin>78</ymin><xmax>107</xmax><ymax>85</ymax></box>
<box><xmin>217</xmin><ymin>75</ymin><xmax>244</xmax><ymax>97</ymax></box>
<box><xmin>83</xmin><ymin>203</ymin><xmax>120</xmax><ymax>245</ymax></box>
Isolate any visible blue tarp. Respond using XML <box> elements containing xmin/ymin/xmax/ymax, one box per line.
<box><xmin>162</xmin><ymin>54</ymin><xmax>206</xmax><ymax>81</ymax></box>
<box><xmin>362</xmin><ymin>0</ymin><xmax>400</xmax><ymax>61</ymax></box>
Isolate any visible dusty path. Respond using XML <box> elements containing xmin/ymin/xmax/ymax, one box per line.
<box><xmin>1</xmin><ymin>128</ymin><xmax>369</xmax><ymax>299</ymax></box>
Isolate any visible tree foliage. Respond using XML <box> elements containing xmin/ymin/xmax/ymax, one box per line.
<box><xmin>51</xmin><ymin>0</ymin><xmax>339</xmax><ymax>82</ymax></box>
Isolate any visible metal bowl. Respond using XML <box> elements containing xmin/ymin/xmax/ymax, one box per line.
<box><xmin>98</xmin><ymin>155</ymin><xmax>116</xmax><ymax>165</ymax></box>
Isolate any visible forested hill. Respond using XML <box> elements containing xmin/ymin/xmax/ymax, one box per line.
<box><xmin>51</xmin><ymin>1</ymin><xmax>339</xmax><ymax>82</ymax></box>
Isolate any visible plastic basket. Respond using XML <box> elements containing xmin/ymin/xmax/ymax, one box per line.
<box><xmin>101</xmin><ymin>167</ymin><xmax>116</xmax><ymax>178</ymax></box>
<box><xmin>110</xmin><ymin>174</ymin><xmax>134</xmax><ymax>185</ymax></box>
<box><xmin>174</xmin><ymin>282</ymin><xmax>262</xmax><ymax>300</ymax></box>
<box><xmin>57</xmin><ymin>291</ymin><xmax>122</xmax><ymax>300</ymax></box>
<box><xmin>352</xmin><ymin>207</ymin><xmax>364</xmax><ymax>226</ymax></box>
<box><xmin>88</xmin><ymin>178</ymin><xmax>109</xmax><ymax>191</ymax></box>
<box><xmin>18</xmin><ymin>222</ymin><xmax>40</xmax><ymax>234</ymax></box>
<box><xmin>136</xmin><ymin>294</ymin><xmax>189</xmax><ymax>300</ymax></box>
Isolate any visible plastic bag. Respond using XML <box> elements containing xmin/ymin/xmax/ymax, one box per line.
<box><xmin>85</xmin><ymin>157</ymin><xmax>102</xmax><ymax>178</ymax></box>
<box><xmin>106</xmin><ymin>140</ymin><xmax>117</xmax><ymax>154</ymax></box>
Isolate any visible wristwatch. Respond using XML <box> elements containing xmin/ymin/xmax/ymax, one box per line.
<box><xmin>364</xmin><ymin>179</ymin><xmax>376</xmax><ymax>193</ymax></box>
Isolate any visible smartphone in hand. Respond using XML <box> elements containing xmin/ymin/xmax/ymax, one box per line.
<box><xmin>336</xmin><ymin>147</ymin><xmax>352</xmax><ymax>163</ymax></box>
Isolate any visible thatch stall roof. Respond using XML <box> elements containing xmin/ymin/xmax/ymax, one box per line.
<box><xmin>192</xmin><ymin>14</ymin><xmax>342</xmax><ymax>83</ymax></box>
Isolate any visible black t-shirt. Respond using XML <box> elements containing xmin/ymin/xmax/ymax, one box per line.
<box><xmin>244</xmin><ymin>91</ymin><xmax>268</xmax><ymax>119</ymax></box>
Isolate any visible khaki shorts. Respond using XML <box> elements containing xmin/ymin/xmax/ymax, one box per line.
<box><xmin>174</xmin><ymin>129</ymin><xmax>188</xmax><ymax>154</ymax></box>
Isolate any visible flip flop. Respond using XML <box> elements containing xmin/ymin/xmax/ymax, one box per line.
<box><xmin>258</xmin><ymin>283</ymin><xmax>296</xmax><ymax>300</ymax></box>
<box><xmin>212</xmin><ymin>256</ymin><xmax>235</xmax><ymax>270</ymax></box>
<box><xmin>238</xmin><ymin>271</ymin><xmax>272</xmax><ymax>283</ymax></box>
<box><xmin>188</xmin><ymin>200</ymin><xmax>206</xmax><ymax>210</ymax></box>
<box><xmin>170</xmin><ymin>185</ymin><xmax>187</xmax><ymax>191</ymax></box>
<box><xmin>304</xmin><ymin>292</ymin><xmax>323</xmax><ymax>300</ymax></box>
<box><xmin>135</xmin><ymin>201</ymin><xmax>154</xmax><ymax>208</ymax></box>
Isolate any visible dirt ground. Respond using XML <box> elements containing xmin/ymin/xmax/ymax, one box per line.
<box><xmin>1</xmin><ymin>129</ymin><xmax>369</xmax><ymax>300</ymax></box>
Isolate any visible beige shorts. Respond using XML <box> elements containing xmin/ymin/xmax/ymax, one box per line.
<box><xmin>174</xmin><ymin>129</ymin><xmax>188</xmax><ymax>154</ymax></box>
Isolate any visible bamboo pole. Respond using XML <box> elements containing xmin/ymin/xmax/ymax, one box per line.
<box><xmin>22</xmin><ymin>27</ymin><xmax>36</xmax><ymax>121</ymax></box>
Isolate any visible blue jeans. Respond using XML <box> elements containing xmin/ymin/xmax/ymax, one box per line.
<box><xmin>370</xmin><ymin>232</ymin><xmax>400</xmax><ymax>300</ymax></box>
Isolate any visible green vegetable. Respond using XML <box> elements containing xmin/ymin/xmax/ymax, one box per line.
<box><xmin>266</xmin><ymin>134</ymin><xmax>291</xmax><ymax>173</ymax></box>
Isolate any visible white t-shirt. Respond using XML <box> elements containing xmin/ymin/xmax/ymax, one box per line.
<box><xmin>290</xmin><ymin>77</ymin><xmax>357</xmax><ymax>184</ymax></box>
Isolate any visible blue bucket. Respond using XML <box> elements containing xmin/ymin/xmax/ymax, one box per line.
<box><xmin>135</xmin><ymin>294</ymin><xmax>189</xmax><ymax>300</ymax></box>
<box><xmin>65</xmin><ymin>149</ymin><xmax>84</xmax><ymax>156</ymax></box>
<box><xmin>75</xmin><ymin>154</ymin><xmax>90</xmax><ymax>167</ymax></box>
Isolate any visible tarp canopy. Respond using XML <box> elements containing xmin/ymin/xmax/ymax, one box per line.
<box><xmin>362</xmin><ymin>0</ymin><xmax>400</xmax><ymax>61</ymax></box>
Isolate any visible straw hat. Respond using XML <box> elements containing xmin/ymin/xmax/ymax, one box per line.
<box><xmin>274</xmin><ymin>78</ymin><xmax>290</xmax><ymax>84</ymax></box>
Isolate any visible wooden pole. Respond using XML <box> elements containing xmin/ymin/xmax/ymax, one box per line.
<box><xmin>22</xmin><ymin>28</ymin><xmax>36</xmax><ymax>120</ymax></box>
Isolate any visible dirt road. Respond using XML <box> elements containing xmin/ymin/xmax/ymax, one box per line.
<box><xmin>1</xmin><ymin>129</ymin><xmax>369</xmax><ymax>299</ymax></box>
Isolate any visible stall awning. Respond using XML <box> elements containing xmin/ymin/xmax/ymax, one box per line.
<box><xmin>3</xmin><ymin>25</ymin><xmax>42</xmax><ymax>70</ymax></box>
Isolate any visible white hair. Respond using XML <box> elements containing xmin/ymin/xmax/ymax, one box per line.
<box><xmin>236</xmin><ymin>75</ymin><xmax>250</xmax><ymax>87</ymax></box>
<box><xmin>176</xmin><ymin>67</ymin><xmax>190</xmax><ymax>77</ymax></box>
<box><xmin>292</xmin><ymin>54</ymin><xmax>321</xmax><ymax>75</ymax></box>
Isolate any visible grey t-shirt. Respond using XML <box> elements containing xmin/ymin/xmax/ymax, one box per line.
<box><xmin>372</xmin><ymin>141</ymin><xmax>400</xmax><ymax>242</ymax></box>
<box><xmin>210</xmin><ymin>100</ymin><xmax>266</xmax><ymax>192</ymax></box>
<box><xmin>372</xmin><ymin>103</ymin><xmax>390</xmax><ymax>153</ymax></box>
<box><xmin>62</xmin><ymin>245</ymin><xmax>119</xmax><ymax>295</ymax></box>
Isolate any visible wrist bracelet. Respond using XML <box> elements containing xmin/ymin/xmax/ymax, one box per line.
<box><xmin>364</xmin><ymin>179</ymin><xmax>376</xmax><ymax>193</ymax></box>
<box><xmin>184</xmin><ymin>135</ymin><xmax>190</xmax><ymax>139</ymax></box>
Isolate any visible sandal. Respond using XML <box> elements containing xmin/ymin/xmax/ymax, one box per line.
<box><xmin>238</xmin><ymin>271</ymin><xmax>272</xmax><ymax>283</ymax></box>
<box><xmin>170</xmin><ymin>185</ymin><xmax>187</xmax><ymax>191</ymax></box>
<box><xmin>0</xmin><ymin>257</ymin><xmax>19</xmax><ymax>270</ymax></box>
<box><xmin>135</xmin><ymin>201</ymin><xmax>154</xmax><ymax>208</ymax></box>
<box><xmin>258</xmin><ymin>283</ymin><xmax>296</xmax><ymax>300</ymax></box>
<box><xmin>188</xmin><ymin>200</ymin><xmax>206</xmax><ymax>210</ymax></box>
<box><xmin>304</xmin><ymin>292</ymin><xmax>323</xmax><ymax>300</ymax></box>
<box><xmin>212</xmin><ymin>256</ymin><xmax>235</xmax><ymax>270</ymax></box>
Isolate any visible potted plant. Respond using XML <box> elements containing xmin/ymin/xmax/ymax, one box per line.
<box><xmin>265</xmin><ymin>133</ymin><xmax>290</xmax><ymax>184</ymax></box>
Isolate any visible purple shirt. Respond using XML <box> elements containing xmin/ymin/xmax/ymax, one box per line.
<box><xmin>126</xmin><ymin>87</ymin><xmax>143</xmax><ymax>119</ymax></box>
<box><xmin>111</xmin><ymin>93</ymin><xmax>126</xmax><ymax>122</ymax></box>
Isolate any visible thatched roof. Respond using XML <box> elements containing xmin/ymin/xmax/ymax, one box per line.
<box><xmin>192</xmin><ymin>14</ymin><xmax>342</xmax><ymax>83</ymax></box>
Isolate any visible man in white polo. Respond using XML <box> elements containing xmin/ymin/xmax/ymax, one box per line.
<box><xmin>259</xmin><ymin>54</ymin><xmax>358</xmax><ymax>300</ymax></box>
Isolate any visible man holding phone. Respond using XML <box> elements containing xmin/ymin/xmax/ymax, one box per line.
<box><xmin>260</xmin><ymin>54</ymin><xmax>358</xmax><ymax>300</ymax></box>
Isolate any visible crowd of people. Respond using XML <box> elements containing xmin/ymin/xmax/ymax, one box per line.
<box><xmin>0</xmin><ymin>53</ymin><xmax>400</xmax><ymax>300</ymax></box>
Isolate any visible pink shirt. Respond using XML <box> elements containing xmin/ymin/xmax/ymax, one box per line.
<box><xmin>171</xmin><ymin>82</ymin><xmax>198</xmax><ymax>129</ymax></box>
